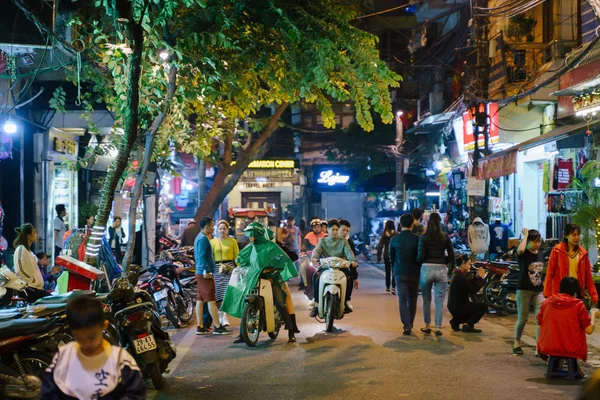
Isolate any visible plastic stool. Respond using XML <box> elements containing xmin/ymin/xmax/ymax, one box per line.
<box><xmin>546</xmin><ymin>356</ymin><xmax>578</xmax><ymax>380</ymax></box>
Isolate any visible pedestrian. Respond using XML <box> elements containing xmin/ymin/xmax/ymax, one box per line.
<box><xmin>411</xmin><ymin>208</ymin><xmax>424</xmax><ymax>236</ymax></box>
<box><xmin>377</xmin><ymin>219</ymin><xmax>397</xmax><ymax>294</ymax></box>
<box><xmin>390</xmin><ymin>213</ymin><xmax>420</xmax><ymax>335</ymax></box>
<box><xmin>194</xmin><ymin>217</ymin><xmax>232</xmax><ymax>336</ymax></box>
<box><xmin>544</xmin><ymin>223</ymin><xmax>598</xmax><ymax>307</ymax></box>
<box><xmin>447</xmin><ymin>254</ymin><xmax>488</xmax><ymax>333</ymax></box>
<box><xmin>513</xmin><ymin>228</ymin><xmax>543</xmax><ymax>356</ymax></box>
<box><xmin>13</xmin><ymin>223</ymin><xmax>49</xmax><ymax>302</ymax></box>
<box><xmin>537</xmin><ymin>277</ymin><xmax>600</xmax><ymax>378</ymax></box>
<box><xmin>83</xmin><ymin>214</ymin><xmax>95</xmax><ymax>230</ymax></box>
<box><xmin>321</xmin><ymin>220</ymin><xmax>328</xmax><ymax>235</ymax></box>
<box><xmin>53</xmin><ymin>204</ymin><xmax>67</xmax><ymax>259</ymax></box>
<box><xmin>41</xmin><ymin>296</ymin><xmax>146</xmax><ymax>399</ymax></box>
<box><xmin>180</xmin><ymin>220</ymin><xmax>200</xmax><ymax>247</ymax></box>
<box><xmin>278</xmin><ymin>215</ymin><xmax>301</xmax><ymax>268</ymax></box>
<box><xmin>211</xmin><ymin>220</ymin><xmax>239</xmax><ymax>327</ymax></box>
<box><xmin>108</xmin><ymin>216</ymin><xmax>126</xmax><ymax>264</ymax></box>
<box><xmin>417</xmin><ymin>212</ymin><xmax>454</xmax><ymax>336</ymax></box>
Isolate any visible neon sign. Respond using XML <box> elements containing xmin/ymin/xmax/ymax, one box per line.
<box><xmin>317</xmin><ymin>170</ymin><xmax>350</xmax><ymax>186</ymax></box>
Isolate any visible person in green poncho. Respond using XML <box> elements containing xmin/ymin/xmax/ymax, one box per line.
<box><xmin>221</xmin><ymin>222</ymin><xmax>300</xmax><ymax>344</ymax></box>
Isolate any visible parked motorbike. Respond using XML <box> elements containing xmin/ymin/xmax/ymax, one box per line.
<box><xmin>108</xmin><ymin>270</ymin><xmax>176</xmax><ymax>390</ymax></box>
<box><xmin>498</xmin><ymin>265</ymin><xmax>520</xmax><ymax>315</ymax></box>
<box><xmin>472</xmin><ymin>257</ymin><xmax>517</xmax><ymax>311</ymax></box>
<box><xmin>240</xmin><ymin>268</ymin><xmax>287</xmax><ymax>347</ymax></box>
<box><xmin>0</xmin><ymin>266</ymin><xmax>27</xmax><ymax>307</ymax></box>
<box><xmin>315</xmin><ymin>257</ymin><xmax>351</xmax><ymax>332</ymax></box>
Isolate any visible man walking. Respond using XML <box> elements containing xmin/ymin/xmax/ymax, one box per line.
<box><xmin>194</xmin><ymin>217</ymin><xmax>232</xmax><ymax>336</ymax></box>
<box><xmin>390</xmin><ymin>214</ymin><xmax>420</xmax><ymax>335</ymax></box>
<box><xmin>53</xmin><ymin>204</ymin><xmax>67</xmax><ymax>260</ymax></box>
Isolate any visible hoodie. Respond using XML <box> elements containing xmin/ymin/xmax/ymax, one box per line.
<box><xmin>468</xmin><ymin>217</ymin><xmax>490</xmax><ymax>255</ymax></box>
<box><xmin>537</xmin><ymin>293</ymin><xmax>591</xmax><ymax>361</ymax></box>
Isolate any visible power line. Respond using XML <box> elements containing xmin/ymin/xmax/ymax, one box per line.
<box><xmin>352</xmin><ymin>2</ymin><xmax>413</xmax><ymax>20</ymax></box>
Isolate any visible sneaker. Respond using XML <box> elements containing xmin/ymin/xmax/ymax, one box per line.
<box><xmin>462</xmin><ymin>325</ymin><xmax>482</xmax><ymax>333</ymax></box>
<box><xmin>196</xmin><ymin>326</ymin><xmax>210</xmax><ymax>335</ymax></box>
<box><xmin>449</xmin><ymin>318</ymin><xmax>461</xmax><ymax>332</ymax></box>
<box><xmin>403</xmin><ymin>328</ymin><xmax>411</xmax><ymax>336</ymax></box>
<box><xmin>212</xmin><ymin>325</ymin><xmax>233</xmax><ymax>335</ymax></box>
<box><xmin>391</xmin><ymin>288</ymin><xmax>396</xmax><ymax>295</ymax></box>
<box><xmin>233</xmin><ymin>334</ymin><xmax>244</xmax><ymax>344</ymax></box>
<box><xmin>346</xmin><ymin>301</ymin><xmax>354</xmax><ymax>311</ymax></box>
<box><xmin>385</xmin><ymin>288</ymin><xmax>390</xmax><ymax>293</ymax></box>
<box><xmin>513</xmin><ymin>347</ymin><xmax>523</xmax><ymax>356</ymax></box>
<box><xmin>434</xmin><ymin>329</ymin><xmax>443</xmax><ymax>337</ymax></box>
<box><xmin>344</xmin><ymin>305</ymin><xmax>353</xmax><ymax>314</ymax></box>
<box><xmin>310</xmin><ymin>307</ymin><xmax>318</xmax><ymax>318</ymax></box>
<box><xmin>222</xmin><ymin>315</ymin><xmax>230</xmax><ymax>327</ymax></box>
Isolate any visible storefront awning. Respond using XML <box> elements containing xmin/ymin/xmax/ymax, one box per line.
<box><xmin>476</xmin><ymin>119</ymin><xmax>597</xmax><ymax>180</ymax></box>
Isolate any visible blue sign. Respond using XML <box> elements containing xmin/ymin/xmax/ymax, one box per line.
<box><xmin>316</xmin><ymin>169</ymin><xmax>351</xmax><ymax>187</ymax></box>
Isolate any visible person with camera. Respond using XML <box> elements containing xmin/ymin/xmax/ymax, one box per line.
<box><xmin>447</xmin><ymin>254</ymin><xmax>488</xmax><ymax>333</ymax></box>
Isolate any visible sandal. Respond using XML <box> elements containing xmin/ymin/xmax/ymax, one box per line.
<box><xmin>512</xmin><ymin>347</ymin><xmax>523</xmax><ymax>355</ymax></box>
<box><xmin>420</xmin><ymin>327</ymin><xmax>432</xmax><ymax>334</ymax></box>
<box><xmin>434</xmin><ymin>329</ymin><xmax>443</xmax><ymax>337</ymax></box>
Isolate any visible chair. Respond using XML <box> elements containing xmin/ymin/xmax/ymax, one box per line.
<box><xmin>546</xmin><ymin>356</ymin><xmax>579</xmax><ymax>380</ymax></box>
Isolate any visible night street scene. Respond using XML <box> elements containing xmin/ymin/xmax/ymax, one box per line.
<box><xmin>5</xmin><ymin>0</ymin><xmax>600</xmax><ymax>399</ymax></box>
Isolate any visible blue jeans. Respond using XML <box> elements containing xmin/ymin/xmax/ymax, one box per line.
<box><xmin>396</xmin><ymin>276</ymin><xmax>419</xmax><ymax>330</ymax></box>
<box><xmin>420</xmin><ymin>264</ymin><xmax>448</xmax><ymax>327</ymax></box>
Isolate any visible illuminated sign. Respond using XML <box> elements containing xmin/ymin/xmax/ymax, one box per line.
<box><xmin>53</xmin><ymin>137</ymin><xmax>77</xmax><ymax>156</ymax></box>
<box><xmin>246</xmin><ymin>159</ymin><xmax>296</xmax><ymax>169</ymax></box>
<box><xmin>317</xmin><ymin>170</ymin><xmax>350</xmax><ymax>186</ymax></box>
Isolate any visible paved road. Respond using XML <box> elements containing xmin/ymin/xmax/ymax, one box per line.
<box><xmin>147</xmin><ymin>264</ymin><xmax>592</xmax><ymax>400</ymax></box>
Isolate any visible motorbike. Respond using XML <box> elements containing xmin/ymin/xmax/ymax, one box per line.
<box><xmin>240</xmin><ymin>268</ymin><xmax>286</xmax><ymax>347</ymax></box>
<box><xmin>472</xmin><ymin>258</ymin><xmax>517</xmax><ymax>311</ymax></box>
<box><xmin>498</xmin><ymin>265</ymin><xmax>521</xmax><ymax>315</ymax></box>
<box><xmin>0</xmin><ymin>266</ymin><xmax>27</xmax><ymax>307</ymax></box>
<box><xmin>0</xmin><ymin>318</ymin><xmax>63</xmax><ymax>398</ymax></box>
<box><xmin>108</xmin><ymin>270</ymin><xmax>176</xmax><ymax>390</ymax></box>
<box><xmin>315</xmin><ymin>257</ymin><xmax>351</xmax><ymax>333</ymax></box>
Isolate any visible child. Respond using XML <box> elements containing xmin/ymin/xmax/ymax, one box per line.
<box><xmin>36</xmin><ymin>252</ymin><xmax>61</xmax><ymax>292</ymax></box>
<box><xmin>42</xmin><ymin>297</ymin><xmax>146</xmax><ymax>399</ymax></box>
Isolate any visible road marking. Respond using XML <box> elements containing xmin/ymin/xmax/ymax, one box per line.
<box><xmin>147</xmin><ymin>325</ymin><xmax>198</xmax><ymax>399</ymax></box>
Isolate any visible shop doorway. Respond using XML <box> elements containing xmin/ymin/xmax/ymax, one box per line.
<box><xmin>521</xmin><ymin>161</ymin><xmax>546</xmax><ymax>236</ymax></box>
<box><xmin>241</xmin><ymin>192</ymin><xmax>281</xmax><ymax>223</ymax></box>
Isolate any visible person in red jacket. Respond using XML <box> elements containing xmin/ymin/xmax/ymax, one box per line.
<box><xmin>537</xmin><ymin>277</ymin><xmax>600</xmax><ymax>377</ymax></box>
<box><xmin>543</xmin><ymin>223</ymin><xmax>598</xmax><ymax>306</ymax></box>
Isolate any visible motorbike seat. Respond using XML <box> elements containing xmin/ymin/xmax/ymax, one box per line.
<box><xmin>34</xmin><ymin>290</ymin><xmax>96</xmax><ymax>305</ymax></box>
<box><xmin>0</xmin><ymin>318</ymin><xmax>51</xmax><ymax>339</ymax></box>
<box><xmin>33</xmin><ymin>303</ymin><xmax>67</xmax><ymax>317</ymax></box>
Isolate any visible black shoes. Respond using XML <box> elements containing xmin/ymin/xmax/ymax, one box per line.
<box><xmin>450</xmin><ymin>319</ymin><xmax>462</xmax><ymax>332</ymax></box>
<box><xmin>233</xmin><ymin>334</ymin><xmax>244</xmax><ymax>344</ymax></box>
<box><xmin>420</xmin><ymin>327</ymin><xmax>432</xmax><ymax>334</ymax></box>
<box><xmin>513</xmin><ymin>347</ymin><xmax>523</xmax><ymax>355</ymax></box>
<box><xmin>213</xmin><ymin>325</ymin><xmax>233</xmax><ymax>335</ymax></box>
<box><xmin>290</xmin><ymin>314</ymin><xmax>300</xmax><ymax>334</ymax></box>
<box><xmin>196</xmin><ymin>326</ymin><xmax>210</xmax><ymax>335</ymax></box>
<box><xmin>310</xmin><ymin>307</ymin><xmax>318</xmax><ymax>318</ymax></box>
<box><xmin>403</xmin><ymin>328</ymin><xmax>411</xmax><ymax>336</ymax></box>
<box><xmin>462</xmin><ymin>325</ymin><xmax>482</xmax><ymax>333</ymax></box>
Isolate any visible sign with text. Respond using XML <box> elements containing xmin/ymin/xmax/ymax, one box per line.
<box><xmin>240</xmin><ymin>169</ymin><xmax>298</xmax><ymax>183</ymax></box>
<box><xmin>462</xmin><ymin>103</ymin><xmax>499</xmax><ymax>152</ymax></box>
<box><xmin>247</xmin><ymin>159</ymin><xmax>296</xmax><ymax>169</ymax></box>
<box><xmin>316</xmin><ymin>169</ymin><xmax>351</xmax><ymax>187</ymax></box>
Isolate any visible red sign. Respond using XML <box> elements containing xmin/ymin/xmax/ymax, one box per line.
<box><xmin>558</xmin><ymin>59</ymin><xmax>600</xmax><ymax>118</ymax></box>
<box><xmin>463</xmin><ymin>103</ymin><xmax>499</xmax><ymax>152</ymax></box>
<box><xmin>477</xmin><ymin>150</ymin><xmax>517</xmax><ymax>180</ymax></box>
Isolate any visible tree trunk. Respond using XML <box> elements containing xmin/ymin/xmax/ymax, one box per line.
<box><xmin>193</xmin><ymin>103</ymin><xmax>288</xmax><ymax>220</ymax></box>
<box><xmin>84</xmin><ymin>22</ymin><xmax>144</xmax><ymax>266</ymax></box>
<box><xmin>122</xmin><ymin>66</ymin><xmax>178</xmax><ymax>270</ymax></box>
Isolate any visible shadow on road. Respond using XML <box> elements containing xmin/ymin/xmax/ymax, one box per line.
<box><xmin>383</xmin><ymin>335</ymin><xmax>465</xmax><ymax>355</ymax></box>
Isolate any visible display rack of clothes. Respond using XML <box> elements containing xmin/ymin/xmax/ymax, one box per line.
<box><xmin>546</xmin><ymin>214</ymin><xmax>572</xmax><ymax>240</ymax></box>
<box><xmin>546</xmin><ymin>191</ymin><xmax>581</xmax><ymax>213</ymax></box>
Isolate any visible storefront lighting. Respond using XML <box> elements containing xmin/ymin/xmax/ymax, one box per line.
<box><xmin>2</xmin><ymin>119</ymin><xmax>17</xmax><ymax>134</ymax></box>
<box><xmin>168</xmin><ymin>194</ymin><xmax>174</xmax><ymax>199</ymax></box>
<box><xmin>185</xmin><ymin>184</ymin><xmax>193</xmax><ymax>191</ymax></box>
<box><xmin>426</xmin><ymin>191</ymin><xmax>441</xmax><ymax>197</ymax></box>
<box><xmin>396</xmin><ymin>110</ymin><xmax>404</xmax><ymax>117</ymax></box>
<box><xmin>433</xmin><ymin>160</ymin><xmax>443</xmax><ymax>171</ymax></box>
<box><xmin>163</xmin><ymin>182</ymin><xmax>171</xmax><ymax>192</ymax></box>
<box><xmin>575</xmin><ymin>104</ymin><xmax>600</xmax><ymax>117</ymax></box>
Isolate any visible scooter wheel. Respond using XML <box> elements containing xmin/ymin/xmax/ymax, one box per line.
<box><xmin>325</xmin><ymin>294</ymin><xmax>337</xmax><ymax>333</ymax></box>
<box><xmin>241</xmin><ymin>303</ymin><xmax>260</xmax><ymax>347</ymax></box>
<box><xmin>149</xmin><ymin>361</ymin><xmax>165</xmax><ymax>390</ymax></box>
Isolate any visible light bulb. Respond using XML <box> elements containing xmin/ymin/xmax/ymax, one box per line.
<box><xmin>3</xmin><ymin>119</ymin><xmax>17</xmax><ymax>134</ymax></box>
<box><xmin>159</xmin><ymin>51</ymin><xmax>169</xmax><ymax>61</ymax></box>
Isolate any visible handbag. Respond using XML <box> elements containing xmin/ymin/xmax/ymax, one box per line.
<box><xmin>219</xmin><ymin>261</ymin><xmax>236</xmax><ymax>275</ymax></box>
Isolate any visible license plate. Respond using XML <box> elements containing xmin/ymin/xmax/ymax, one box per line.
<box><xmin>133</xmin><ymin>334</ymin><xmax>157</xmax><ymax>354</ymax></box>
<box><xmin>153</xmin><ymin>288</ymin><xmax>168</xmax><ymax>301</ymax></box>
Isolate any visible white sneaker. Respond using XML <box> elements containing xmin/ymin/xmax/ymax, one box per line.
<box><xmin>221</xmin><ymin>314</ymin><xmax>230</xmax><ymax>327</ymax></box>
<box><xmin>217</xmin><ymin>311</ymin><xmax>225</xmax><ymax>326</ymax></box>
<box><xmin>346</xmin><ymin>301</ymin><xmax>354</xmax><ymax>311</ymax></box>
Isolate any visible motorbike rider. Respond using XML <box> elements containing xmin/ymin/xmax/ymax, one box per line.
<box><xmin>310</xmin><ymin>219</ymin><xmax>358</xmax><ymax>317</ymax></box>
<box><xmin>302</xmin><ymin>219</ymin><xmax>326</xmax><ymax>252</ymax></box>
<box><xmin>221</xmin><ymin>222</ymin><xmax>300</xmax><ymax>344</ymax></box>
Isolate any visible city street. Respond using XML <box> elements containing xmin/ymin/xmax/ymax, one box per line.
<box><xmin>146</xmin><ymin>264</ymin><xmax>592</xmax><ymax>400</ymax></box>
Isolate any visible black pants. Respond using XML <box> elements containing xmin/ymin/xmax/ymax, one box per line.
<box><xmin>396</xmin><ymin>277</ymin><xmax>419</xmax><ymax>330</ymax></box>
<box><xmin>24</xmin><ymin>287</ymin><xmax>50</xmax><ymax>303</ymax></box>
<box><xmin>312</xmin><ymin>268</ymin><xmax>352</xmax><ymax>303</ymax></box>
<box><xmin>54</xmin><ymin>246</ymin><xmax>62</xmax><ymax>260</ymax></box>
<box><xmin>450</xmin><ymin>303</ymin><xmax>488</xmax><ymax>326</ymax></box>
<box><xmin>384</xmin><ymin>258</ymin><xmax>395</xmax><ymax>289</ymax></box>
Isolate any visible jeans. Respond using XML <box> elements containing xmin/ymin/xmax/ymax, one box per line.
<box><xmin>396</xmin><ymin>276</ymin><xmax>419</xmax><ymax>330</ymax></box>
<box><xmin>420</xmin><ymin>264</ymin><xmax>448</xmax><ymax>327</ymax></box>
<box><xmin>384</xmin><ymin>258</ymin><xmax>396</xmax><ymax>290</ymax></box>
<box><xmin>514</xmin><ymin>290</ymin><xmax>543</xmax><ymax>342</ymax></box>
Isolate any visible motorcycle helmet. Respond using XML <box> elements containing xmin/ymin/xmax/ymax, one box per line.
<box><xmin>109</xmin><ymin>277</ymin><xmax>135</xmax><ymax>304</ymax></box>
<box><xmin>243</xmin><ymin>222</ymin><xmax>266</xmax><ymax>238</ymax></box>
<box><xmin>310</xmin><ymin>219</ymin><xmax>321</xmax><ymax>227</ymax></box>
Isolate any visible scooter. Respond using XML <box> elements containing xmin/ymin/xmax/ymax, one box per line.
<box><xmin>240</xmin><ymin>268</ymin><xmax>286</xmax><ymax>347</ymax></box>
<box><xmin>316</xmin><ymin>257</ymin><xmax>351</xmax><ymax>333</ymax></box>
<box><xmin>0</xmin><ymin>267</ymin><xmax>27</xmax><ymax>307</ymax></box>
<box><xmin>498</xmin><ymin>265</ymin><xmax>521</xmax><ymax>315</ymax></box>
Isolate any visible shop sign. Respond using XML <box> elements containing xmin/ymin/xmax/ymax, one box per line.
<box><xmin>466</xmin><ymin>176</ymin><xmax>485</xmax><ymax>197</ymax></box>
<box><xmin>462</xmin><ymin>103</ymin><xmax>499</xmax><ymax>152</ymax></box>
<box><xmin>247</xmin><ymin>159</ymin><xmax>296</xmax><ymax>169</ymax></box>
<box><xmin>316</xmin><ymin>170</ymin><xmax>350</xmax><ymax>186</ymax></box>
<box><xmin>558</xmin><ymin>58</ymin><xmax>600</xmax><ymax>118</ymax></box>
<box><xmin>53</xmin><ymin>137</ymin><xmax>77</xmax><ymax>156</ymax></box>
<box><xmin>476</xmin><ymin>150</ymin><xmax>517</xmax><ymax>180</ymax></box>
<box><xmin>240</xmin><ymin>169</ymin><xmax>296</xmax><ymax>183</ymax></box>
<box><xmin>244</xmin><ymin>182</ymin><xmax>276</xmax><ymax>189</ymax></box>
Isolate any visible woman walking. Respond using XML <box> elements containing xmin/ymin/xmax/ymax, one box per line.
<box><xmin>13</xmin><ymin>223</ymin><xmax>48</xmax><ymax>302</ymax></box>
<box><xmin>544</xmin><ymin>223</ymin><xmax>598</xmax><ymax>307</ymax></box>
<box><xmin>211</xmin><ymin>220</ymin><xmax>239</xmax><ymax>327</ymax></box>
<box><xmin>417</xmin><ymin>212</ymin><xmax>454</xmax><ymax>336</ymax></box>
<box><xmin>377</xmin><ymin>220</ymin><xmax>397</xmax><ymax>294</ymax></box>
<box><xmin>513</xmin><ymin>228</ymin><xmax>543</xmax><ymax>355</ymax></box>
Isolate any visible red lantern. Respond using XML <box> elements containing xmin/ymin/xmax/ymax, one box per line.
<box><xmin>171</xmin><ymin>177</ymin><xmax>182</xmax><ymax>195</ymax></box>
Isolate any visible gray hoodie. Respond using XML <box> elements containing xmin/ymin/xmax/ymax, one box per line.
<box><xmin>468</xmin><ymin>217</ymin><xmax>490</xmax><ymax>255</ymax></box>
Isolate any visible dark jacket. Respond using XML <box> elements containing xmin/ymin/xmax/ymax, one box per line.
<box><xmin>447</xmin><ymin>270</ymin><xmax>484</xmax><ymax>314</ymax></box>
<box><xmin>180</xmin><ymin>223</ymin><xmax>200</xmax><ymax>247</ymax></box>
<box><xmin>417</xmin><ymin>233</ymin><xmax>454</xmax><ymax>266</ymax></box>
<box><xmin>108</xmin><ymin>227</ymin><xmax>126</xmax><ymax>250</ymax></box>
<box><xmin>389</xmin><ymin>230</ymin><xmax>420</xmax><ymax>280</ymax></box>
<box><xmin>377</xmin><ymin>231</ymin><xmax>397</xmax><ymax>261</ymax></box>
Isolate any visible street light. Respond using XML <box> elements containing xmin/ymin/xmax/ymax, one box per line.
<box><xmin>3</xmin><ymin>119</ymin><xmax>17</xmax><ymax>134</ymax></box>
<box><xmin>159</xmin><ymin>50</ymin><xmax>170</xmax><ymax>61</ymax></box>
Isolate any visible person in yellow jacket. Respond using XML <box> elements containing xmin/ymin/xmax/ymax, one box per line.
<box><xmin>210</xmin><ymin>220</ymin><xmax>239</xmax><ymax>327</ymax></box>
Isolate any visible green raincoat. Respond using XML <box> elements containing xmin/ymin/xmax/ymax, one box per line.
<box><xmin>220</xmin><ymin>233</ymin><xmax>297</xmax><ymax>318</ymax></box>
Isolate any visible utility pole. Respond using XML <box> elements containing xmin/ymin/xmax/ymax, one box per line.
<box><xmin>473</xmin><ymin>0</ymin><xmax>491</xmax><ymax>222</ymax></box>
<box><xmin>395</xmin><ymin>111</ymin><xmax>405</xmax><ymax>210</ymax></box>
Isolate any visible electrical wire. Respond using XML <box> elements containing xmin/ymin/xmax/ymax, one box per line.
<box><xmin>351</xmin><ymin>2</ymin><xmax>413</xmax><ymax>20</ymax></box>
